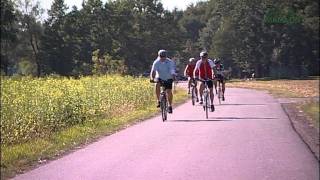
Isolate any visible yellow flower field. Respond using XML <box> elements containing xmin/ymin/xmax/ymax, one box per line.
<box><xmin>1</xmin><ymin>75</ymin><xmax>154</xmax><ymax>145</ymax></box>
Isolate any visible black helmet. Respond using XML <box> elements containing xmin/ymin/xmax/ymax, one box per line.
<box><xmin>158</xmin><ymin>49</ymin><xmax>167</xmax><ymax>58</ymax></box>
<box><xmin>214</xmin><ymin>59</ymin><xmax>220</xmax><ymax>64</ymax></box>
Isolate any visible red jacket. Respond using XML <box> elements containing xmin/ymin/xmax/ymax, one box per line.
<box><xmin>194</xmin><ymin>59</ymin><xmax>214</xmax><ymax>79</ymax></box>
<box><xmin>185</xmin><ymin>64</ymin><xmax>198</xmax><ymax>77</ymax></box>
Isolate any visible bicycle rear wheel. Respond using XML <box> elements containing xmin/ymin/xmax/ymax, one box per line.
<box><xmin>217</xmin><ymin>81</ymin><xmax>222</xmax><ymax>104</ymax></box>
<box><xmin>203</xmin><ymin>93</ymin><xmax>206</xmax><ymax>111</ymax></box>
<box><xmin>204</xmin><ymin>93</ymin><xmax>209</xmax><ymax>119</ymax></box>
<box><xmin>218</xmin><ymin>89</ymin><xmax>221</xmax><ymax>105</ymax></box>
<box><xmin>191</xmin><ymin>86</ymin><xmax>196</xmax><ymax>106</ymax></box>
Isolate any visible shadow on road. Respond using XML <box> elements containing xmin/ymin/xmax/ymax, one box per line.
<box><xmin>218</xmin><ymin>104</ymin><xmax>267</xmax><ymax>106</ymax></box>
<box><xmin>169</xmin><ymin>119</ymin><xmax>232</xmax><ymax>122</ymax></box>
<box><xmin>213</xmin><ymin>117</ymin><xmax>276</xmax><ymax>119</ymax></box>
<box><xmin>169</xmin><ymin>117</ymin><xmax>277</xmax><ymax>122</ymax></box>
<box><xmin>191</xmin><ymin>104</ymin><xmax>267</xmax><ymax>107</ymax></box>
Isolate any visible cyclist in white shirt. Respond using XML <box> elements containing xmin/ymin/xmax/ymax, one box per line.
<box><xmin>150</xmin><ymin>49</ymin><xmax>176</xmax><ymax>113</ymax></box>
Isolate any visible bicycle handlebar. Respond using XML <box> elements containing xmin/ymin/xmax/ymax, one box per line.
<box><xmin>150</xmin><ymin>79</ymin><xmax>172</xmax><ymax>84</ymax></box>
<box><xmin>150</xmin><ymin>79</ymin><xmax>156</xmax><ymax>83</ymax></box>
<box><xmin>195</xmin><ymin>78</ymin><xmax>213</xmax><ymax>82</ymax></box>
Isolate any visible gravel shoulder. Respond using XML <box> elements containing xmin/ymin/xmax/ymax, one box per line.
<box><xmin>281</xmin><ymin>101</ymin><xmax>319</xmax><ymax>160</ymax></box>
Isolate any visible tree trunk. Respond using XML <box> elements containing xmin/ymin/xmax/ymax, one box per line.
<box><xmin>29</xmin><ymin>34</ymin><xmax>40</xmax><ymax>77</ymax></box>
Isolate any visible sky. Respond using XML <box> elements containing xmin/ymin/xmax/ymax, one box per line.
<box><xmin>40</xmin><ymin>0</ymin><xmax>205</xmax><ymax>14</ymax></box>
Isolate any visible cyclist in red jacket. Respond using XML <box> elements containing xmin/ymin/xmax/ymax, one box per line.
<box><xmin>184</xmin><ymin>58</ymin><xmax>199</xmax><ymax>102</ymax></box>
<box><xmin>193</xmin><ymin>51</ymin><xmax>215</xmax><ymax>112</ymax></box>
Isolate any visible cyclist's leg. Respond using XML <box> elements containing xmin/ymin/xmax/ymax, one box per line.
<box><xmin>165</xmin><ymin>79</ymin><xmax>174</xmax><ymax>113</ymax></box>
<box><xmin>194</xmin><ymin>80</ymin><xmax>199</xmax><ymax>100</ymax></box>
<box><xmin>213</xmin><ymin>79</ymin><xmax>218</xmax><ymax>94</ymax></box>
<box><xmin>207</xmin><ymin>81</ymin><xmax>214</xmax><ymax>105</ymax></box>
<box><xmin>207</xmin><ymin>80</ymin><xmax>215</xmax><ymax>111</ymax></box>
<box><xmin>156</xmin><ymin>82</ymin><xmax>160</xmax><ymax>101</ymax></box>
<box><xmin>164</xmin><ymin>80</ymin><xmax>173</xmax><ymax>105</ymax></box>
<box><xmin>187</xmin><ymin>77</ymin><xmax>191</xmax><ymax>93</ymax></box>
<box><xmin>155</xmin><ymin>82</ymin><xmax>161</xmax><ymax>107</ymax></box>
<box><xmin>222</xmin><ymin>79</ymin><xmax>226</xmax><ymax>94</ymax></box>
<box><xmin>167</xmin><ymin>89</ymin><xmax>173</xmax><ymax>106</ymax></box>
<box><xmin>222</xmin><ymin>79</ymin><xmax>226</xmax><ymax>100</ymax></box>
<box><xmin>199</xmin><ymin>82</ymin><xmax>204</xmax><ymax>103</ymax></box>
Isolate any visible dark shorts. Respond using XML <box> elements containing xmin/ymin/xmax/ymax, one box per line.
<box><xmin>215</xmin><ymin>74</ymin><xmax>225</xmax><ymax>83</ymax></box>
<box><xmin>201</xmin><ymin>80</ymin><xmax>213</xmax><ymax>89</ymax></box>
<box><xmin>158</xmin><ymin>79</ymin><xmax>173</xmax><ymax>90</ymax></box>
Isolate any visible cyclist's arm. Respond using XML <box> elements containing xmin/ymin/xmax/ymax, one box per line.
<box><xmin>184</xmin><ymin>65</ymin><xmax>189</xmax><ymax>77</ymax></box>
<box><xmin>193</xmin><ymin>61</ymin><xmax>200</xmax><ymax>78</ymax></box>
<box><xmin>170</xmin><ymin>60</ymin><xmax>176</xmax><ymax>80</ymax></box>
<box><xmin>211</xmin><ymin>69</ymin><xmax>215</xmax><ymax>79</ymax></box>
<box><xmin>150</xmin><ymin>61</ymin><xmax>157</xmax><ymax>80</ymax></box>
<box><xmin>209</xmin><ymin>60</ymin><xmax>215</xmax><ymax>79</ymax></box>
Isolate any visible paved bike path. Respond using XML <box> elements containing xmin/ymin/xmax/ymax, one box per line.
<box><xmin>13</xmin><ymin>87</ymin><xmax>319</xmax><ymax>180</ymax></box>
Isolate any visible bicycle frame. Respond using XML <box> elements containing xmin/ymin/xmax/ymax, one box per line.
<box><xmin>217</xmin><ymin>79</ymin><xmax>222</xmax><ymax>104</ymax></box>
<box><xmin>159</xmin><ymin>84</ymin><xmax>167</xmax><ymax>121</ymax></box>
<box><xmin>150</xmin><ymin>79</ymin><xmax>169</xmax><ymax>121</ymax></box>
<box><xmin>190</xmin><ymin>78</ymin><xmax>197</xmax><ymax>106</ymax></box>
<box><xmin>199</xmin><ymin>79</ymin><xmax>211</xmax><ymax>119</ymax></box>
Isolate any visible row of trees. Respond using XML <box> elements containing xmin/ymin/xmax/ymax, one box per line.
<box><xmin>181</xmin><ymin>0</ymin><xmax>319</xmax><ymax>78</ymax></box>
<box><xmin>1</xmin><ymin>0</ymin><xmax>319</xmax><ymax>78</ymax></box>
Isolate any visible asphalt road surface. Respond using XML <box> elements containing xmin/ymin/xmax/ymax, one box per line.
<box><xmin>13</xmin><ymin>87</ymin><xmax>319</xmax><ymax>180</ymax></box>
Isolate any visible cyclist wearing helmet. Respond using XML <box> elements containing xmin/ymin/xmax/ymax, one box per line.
<box><xmin>193</xmin><ymin>51</ymin><xmax>215</xmax><ymax>112</ymax></box>
<box><xmin>184</xmin><ymin>58</ymin><xmax>199</xmax><ymax>101</ymax></box>
<box><xmin>213</xmin><ymin>58</ymin><xmax>226</xmax><ymax>101</ymax></box>
<box><xmin>150</xmin><ymin>49</ymin><xmax>176</xmax><ymax>114</ymax></box>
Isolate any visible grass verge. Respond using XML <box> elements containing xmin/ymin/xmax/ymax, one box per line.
<box><xmin>1</xmin><ymin>88</ymin><xmax>188</xmax><ymax>179</ymax></box>
<box><xmin>228</xmin><ymin>79</ymin><xmax>319</xmax><ymax>98</ymax></box>
<box><xmin>300</xmin><ymin>101</ymin><xmax>319</xmax><ymax>131</ymax></box>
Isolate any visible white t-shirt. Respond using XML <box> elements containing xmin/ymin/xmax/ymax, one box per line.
<box><xmin>151</xmin><ymin>57</ymin><xmax>175</xmax><ymax>80</ymax></box>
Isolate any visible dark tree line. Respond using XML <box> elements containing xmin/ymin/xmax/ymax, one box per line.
<box><xmin>1</xmin><ymin>0</ymin><xmax>319</xmax><ymax>78</ymax></box>
<box><xmin>180</xmin><ymin>0</ymin><xmax>319</xmax><ymax>78</ymax></box>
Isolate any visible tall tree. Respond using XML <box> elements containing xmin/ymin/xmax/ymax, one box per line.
<box><xmin>16</xmin><ymin>0</ymin><xmax>44</xmax><ymax>76</ymax></box>
<box><xmin>41</xmin><ymin>0</ymin><xmax>69</xmax><ymax>75</ymax></box>
<box><xmin>1</xmin><ymin>0</ymin><xmax>17</xmax><ymax>75</ymax></box>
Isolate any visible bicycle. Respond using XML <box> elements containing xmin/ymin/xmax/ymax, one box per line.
<box><xmin>198</xmin><ymin>79</ymin><xmax>212</xmax><ymax>119</ymax></box>
<box><xmin>150</xmin><ymin>79</ymin><xmax>169</xmax><ymax>121</ymax></box>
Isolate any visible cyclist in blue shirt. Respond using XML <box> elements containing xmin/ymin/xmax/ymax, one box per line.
<box><xmin>150</xmin><ymin>50</ymin><xmax>176</xmax><ymax>113</ymax></box>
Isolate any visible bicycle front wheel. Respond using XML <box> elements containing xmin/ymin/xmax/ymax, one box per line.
<box><xmin>217</xmin><ymin>81</ymin><xmax>222</xmax><ymax>104</ymax></box>
<box><xmin>191</xmin><ymin>86</ymin><xmax>196</xmax><ymax>106</ymax></box>
<box><xmin>218</xmin><ymin>88</ymin><xmax>222</xmax><ymax>104</ymax></box>
<box><xmin>160</xmin><ymin>96</ymin><xmax>167</xmax><ymax>121</ymax></box>
<box><xmin>205</xmin><ymin>94</ymin><xmax>209</xmax><ymax>119</ymax></box>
